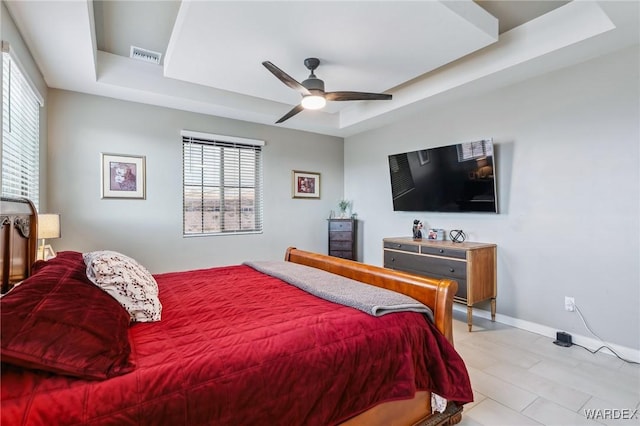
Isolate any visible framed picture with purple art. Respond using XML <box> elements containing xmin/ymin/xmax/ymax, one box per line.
<box><xmin>101</xmin><ymin>153</ymin><xmax>146</xmax><ymax>199</ymax></box>
<box><xmin>292</xmin><ymin>170</ymin><xmax>320</xmax><ymax>199</ymax></box>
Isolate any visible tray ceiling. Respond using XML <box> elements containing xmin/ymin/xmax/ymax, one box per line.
<box><xmin>4</xmin><ymin>1</ymin><xmax>638</xmax><ymax>137</ymax></box>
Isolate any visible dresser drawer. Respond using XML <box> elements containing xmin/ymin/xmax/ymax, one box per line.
<box><xmin>330</xmin><ymin>250</ymin><xmax>354</xmax><ymax>259</ymax></box>
<box><xmin>383</xmin><ymin>241</ymin><xmax>420</xmax><ymax>253</ymax></box>
<box><xmin>420</xmin><ymin>245</ymin><xmax>466</xmax><ymax>259</ymax></box>
<box><xmin>384</xmin><ymin>251</ymin><xmax>467</xmax><ymax>280</ymax></box>
<box><xmin>329</xmin><ymin>231</ymin><xmax>353</xmax><ymax>241</ymax></box>
<box><xmin>329</xmin><ymin>221</ymin><xmax>353</xmax><ymax>232</ymax></box>
<box><xmin>329</xmin><ymin>241</ymin><xmax>352</xmax><ymax>251</ymax></box>
<box><xmin>384</xmin><ymin>252</ymin><xmax>468</xmax><ymax>301</ymax></box>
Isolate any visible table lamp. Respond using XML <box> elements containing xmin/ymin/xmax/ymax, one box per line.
<box><xmin>37</xmin><ymin>214</ymin><xmax>60</xmax><ymax>260</ymax></box>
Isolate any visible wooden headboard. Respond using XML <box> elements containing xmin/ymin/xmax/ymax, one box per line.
<box><xmin>1</xmin><ymin>197</ymin><xmax>38</xmax><ymax>294</ymax></box>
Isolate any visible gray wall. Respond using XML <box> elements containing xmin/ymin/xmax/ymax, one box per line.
<box><xmin>344</xmin><ymin>46</ymin><xmax>639</xmax><ymax>351</ymax></box>
<box><xmin>47</xmin><ymin>89</ymin><xmax>343</xmax><ymax>273</ymax></box>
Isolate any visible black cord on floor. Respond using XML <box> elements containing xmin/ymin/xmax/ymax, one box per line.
<box><xmin>572</xmin><ymin>341</ymin><xmax>639</xmax><ymax>365</ymax></box>
<box><xmin>570</xmin><ymin>305</ymin><xmax>639</xmax><ymax>365</ymax></box>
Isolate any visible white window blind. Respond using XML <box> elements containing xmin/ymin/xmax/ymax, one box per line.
<box><xmin>2</xmin><ymin>48</ymin><xmax>42</xmax><ymax>209</ymax></box>
<box><xmin>457</xmin><ymin>139</ymin><xmax>493</xmax><ymax>162</ymax></box>
<box><xmin>182</xmin><ymin>131</ymin><xmax>264</xmax><ymax>236</ymax></box>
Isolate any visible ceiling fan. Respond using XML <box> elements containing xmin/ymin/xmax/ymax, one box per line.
<box><xmin>262</xmin><ymin>58</ymin><xmax>392</xmax><ymax>124</ymax></box>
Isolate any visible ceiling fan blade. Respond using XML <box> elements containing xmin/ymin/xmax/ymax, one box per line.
<box><xmin>275</xmin><ymin>104</ymin><xmax>305</xmax><ymax>124</ymax></box>
<box><xmin>262</xmin><ymin>61</ymin><xmax>310</xmax><ymax>96</ymax></box>
<box><xmin>325</xmin><ymin>91</ymin><xmax>392</xmax><ymax>102</ymax></box>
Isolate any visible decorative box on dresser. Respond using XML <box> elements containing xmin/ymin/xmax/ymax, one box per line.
<box><xmin>383</xmin><ymin>237</ymin><xmax>497</xmax><ymax>331</ymax></box>
<box><xmin>327</xmin><ymin>218</ymin><xmax>357</xmax><ymax>260</ymax></box>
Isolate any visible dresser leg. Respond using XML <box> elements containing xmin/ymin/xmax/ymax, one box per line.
<box><xmin>467</xmin><ymin>306</ymin><xmax>473</xmax><ymax>332</ymax></box>
<box><xmin>490</xmin><ymin>298</ymin><xmax>496</xmax><ymax>322</ymax></box>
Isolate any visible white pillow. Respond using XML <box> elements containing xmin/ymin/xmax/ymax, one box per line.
<box><xmin>83</xmin><ymin>250</ymin><xmax>162</xmax><ymax>322</ymax></box>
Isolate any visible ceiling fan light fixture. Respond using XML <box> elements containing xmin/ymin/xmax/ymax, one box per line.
<box><xmin>264</xmin><ymin>58</ymin><xmax>391</xmax><ymax>123</ymax></box>
<box><xmin>301</xmin><ymin>94</ymin><xmax>326</xmax><ymax>110</ymax></box>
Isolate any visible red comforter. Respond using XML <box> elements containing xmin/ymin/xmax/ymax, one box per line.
<box><xmin>2</xmin><ymin>264</ymin><xmax>472</xmax><ymax>425</ymax></box>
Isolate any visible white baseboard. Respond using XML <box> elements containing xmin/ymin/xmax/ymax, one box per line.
<box><xmin>453</xmin><ymin>305</ymin><xmax>640</xmax><ymax>364</ymax></box>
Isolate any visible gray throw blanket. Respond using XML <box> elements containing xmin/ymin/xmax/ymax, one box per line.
<box><xmin>244</xmin><ymin>260</ymin><xmax>433</xmax><ymax>322</ymax></box>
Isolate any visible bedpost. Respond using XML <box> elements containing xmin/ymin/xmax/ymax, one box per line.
<box><xmin>284</xmin><ymin>246</ymin><xmax>295</xmax><ymax>262</ymax></box>
<box><xmin>434</xmin><ymin>279</ymin><xmax>456</xmax><ymax>343</ymax></box>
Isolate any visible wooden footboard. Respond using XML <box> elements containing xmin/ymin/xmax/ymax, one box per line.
<box><xmin>285</xmin><ymin>247</ymin><xmax>462</xmax><ymax>426</ymax></box>
<box><xmin>284</xmin><ymin>247</ymin><xmax>457</xmax><ymax>345</ymax></box>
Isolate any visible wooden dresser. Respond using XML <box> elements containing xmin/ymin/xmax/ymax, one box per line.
<box><xmin>383</xmin><ymin>237</ymin><xmax>496</xmax><ymax>331</ymax></box>
<box><xmin>327</xmin><ymin>219</ymin><xmax>357</xmax><ymax>260</ymax></box>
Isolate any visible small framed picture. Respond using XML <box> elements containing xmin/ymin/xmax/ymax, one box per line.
<box><xmin>292</xmin><ymin>170</ymin><xmax>320</xmax><ymax>199</ymax></box>
<box><xmin>101</xmin><ymin>153</ymin><xmax>146</xmax><ymax>199</ymax></box>
<box><xmin>428</xmin><ymin>228</ymin><xmax>445</xmax><ymax>241</ymax></box>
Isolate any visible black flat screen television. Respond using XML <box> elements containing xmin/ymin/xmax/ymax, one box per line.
<box><xmin>388</xmin><ymin>139</ymin><xmax>497</xmax><ymax>213</ymax></box>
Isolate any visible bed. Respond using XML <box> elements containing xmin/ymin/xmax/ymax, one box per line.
<box><xmin>1</xmin><ymin>197</ymin><xmax>472</xmax><ymax>426</ymax></box>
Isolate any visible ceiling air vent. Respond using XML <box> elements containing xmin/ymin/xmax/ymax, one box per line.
<box><xmin>130</xmin><ymin>46</ymin><xmax>162</xmax><ymax>65</ymax></box>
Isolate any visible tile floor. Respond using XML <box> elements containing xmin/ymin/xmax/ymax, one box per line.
<box><xmin>451</xmin><ymin>311</ymin><xmax>640</xmax><ymax>426</ymax></box>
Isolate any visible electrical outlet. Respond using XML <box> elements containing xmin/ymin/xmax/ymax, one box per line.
<box><xmin>564</xmin><ymin>296</ymin><xmax>575</xmax><ymax>312</ymax></box>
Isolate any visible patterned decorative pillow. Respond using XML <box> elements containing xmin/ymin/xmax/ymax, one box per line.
<box><xmin>83</xmin><ymin>250</ymin><xmax>162</xmax><ymax>322</ymax></box>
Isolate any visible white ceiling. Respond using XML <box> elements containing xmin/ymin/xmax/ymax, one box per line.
<box><xmin>4</xmin><ymin>1</ymin><xmax>639</xmax><ymax>137</ymax></box>
<box><xmin>164</xmin><ymin>2</ymin><xmax>498</xmax><ymax>106</ymax></box>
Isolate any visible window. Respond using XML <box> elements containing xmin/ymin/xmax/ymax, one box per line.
<box><xmin>1</xmin><ymin>44</ymin><xmax>43</xmax><ymax>209</ymax></box>
<box><xmin>182</xmin><ymin>130</ymin><xmax>264</xmax><ymax>236</ymax></box>
<box><xmin>388</xmin><ymin>153</ymin><xmax>415</xmax><ymax>199</ymax></box>
<box><xmin>457</xmin><ymin>139</ymin><xmax>493</xmax><ymax>162</ymax></box>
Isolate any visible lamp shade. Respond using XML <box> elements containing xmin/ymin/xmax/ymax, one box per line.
<box><xmin>38</xmin><ymin>214</ymin><xmax>61</xmax><ymax>239</ymax></box>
